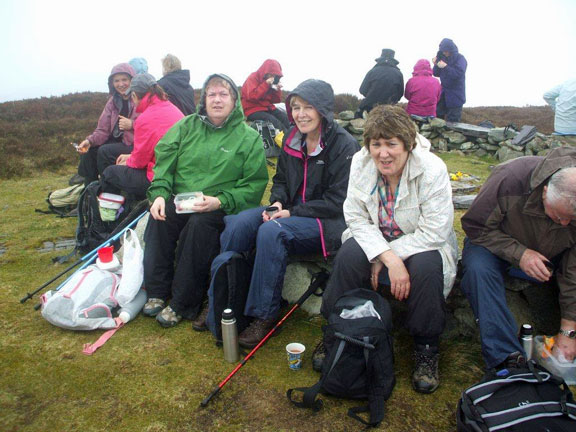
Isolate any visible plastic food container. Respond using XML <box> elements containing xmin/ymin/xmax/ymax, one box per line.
<box><xmin>98</xmin><ymin>193</ymin><xmax>125</xmax><ymax>222</ymax></box>
<box><xmin>533</xmin><ymin>335</ymin><xmax>576</xmax><ymax>385</ymax></box>
<box><xmin>174</xmin><ymin>192</ymin><xmax>204</xmax><ymax>214</ymax></box>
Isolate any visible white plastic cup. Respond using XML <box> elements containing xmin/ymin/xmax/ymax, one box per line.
<box><xmin>286</xmin><ymin>343</ymin><xmax>306</xmax><ymax>370</ymax></box>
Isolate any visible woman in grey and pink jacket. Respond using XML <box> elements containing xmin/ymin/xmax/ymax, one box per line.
<box><xmin>76</xmin><ymin>63</ymin><xmax>138</xmax><ymax>185</ymax></box>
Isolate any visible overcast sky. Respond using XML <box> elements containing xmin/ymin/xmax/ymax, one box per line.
<box><xmin>1</xmin><ymin>0</ymin><xmax>575</xmax><ymax>107</ymax></box>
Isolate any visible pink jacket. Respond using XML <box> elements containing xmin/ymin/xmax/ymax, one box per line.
<box><xmin>126</xmin><ymin>95</ymin><xmax>184</xmax><ymax>181</ymax></box>
<box><xmin>404</xmin><ymin>59</ymin><xmax>442</xmax><ymax>117</ymax></box>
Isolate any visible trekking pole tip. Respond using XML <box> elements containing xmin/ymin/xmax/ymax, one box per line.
<box><xmin>200</xmin><ymin>387</ymin><xmax>221</xmax><ymax>408</ymax></box>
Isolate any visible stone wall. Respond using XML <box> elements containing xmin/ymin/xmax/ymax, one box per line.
<box><xmin>336</xmin><ymin>110</ymin><xmax>566</xmax><ymax>163</ymax></box>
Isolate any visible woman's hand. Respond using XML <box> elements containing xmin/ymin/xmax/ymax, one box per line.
<box><xmin>379</xmin><ymin>250</ymin><xmax>411</xmax><ymax>301</ymax></box>
<box><xmin>262</xmin><ymin>202</ymin><xmax>283</xmax><ymax>221</ymax></box>
<box><xmin>116</xmin><ymin>154</ymin><xmax>130</xmax><ymax>166</ymax></box>
<box><xmin>270</xmin><ymin>209</ymin><xmax>290</xmax><ymax>220</ymax></box>
<box><xmin>190</xmin><ymin>195</ymin><xmax>221</xmax><ymax>213</ymax></box>
<box><xmin>150</xmin><ymin>197</ymin><xmax>166</xmax><ymax>221</ymax></box>
<box><xmin>77</xmin><ymin>139</ymin><xmax>90</xmax><ymax>154</ymax></box>
<box><xmin>118</xmin><ymin>116</ymin><xmax>133</xmax><ymax>131</ymax></box>
<box><xmin>371</xmin><ymin>260</ymin><xmax>384</xmax><ymax>291</ymax></box>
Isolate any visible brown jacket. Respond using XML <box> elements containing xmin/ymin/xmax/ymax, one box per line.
<box><xmin>462</xmin><ymin>147</ymin><xmax>576</xmax><ymax>320</ymax></box>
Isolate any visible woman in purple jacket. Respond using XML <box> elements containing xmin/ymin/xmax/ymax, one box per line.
<box><xmin>404</xmin><ymin>59</ymin><xmax>441</xmax><ymax>117</ymax></box>
<box><xmin>75</xmin><ymin>63</ymin><xmax>138</xmax><ymax>185</ymax></box>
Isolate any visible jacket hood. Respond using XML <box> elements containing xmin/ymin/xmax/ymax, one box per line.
<box><xmin>285</xmin><ymin>79</ymin><xmax>335</xmax><ymax>124</ymax></box>
<box><xmin>255</xmin><ymin>59</ymin><xmax>283</xmax><ymax>80</ymax></box>
<box><xmin>412</xmin><ymin>59</ymin><xmax>433</xmax><ymax>76</ymax></box>
<box><xmin>107</xmin><ymin>63</ymin><xmax>136</xmax><ymax>95</ymax></box>
<box><xmin>439</xmin><ymin>38</ymin><xmax>458</xmax><ymax>54</ymax></box>
<box><xmin>196</xmin><ymin>73</ymin><xmax>244</xmax><ymax>128</ymax></box>
<box><xmin>162</xmin><ymin>69</ymin><xmax>191</xmax><ymax>87</ymax></box>
<box><xmin>530</xmin><ymin>146</ymin><xmax>576</xmax><ymax>190</ymax></box>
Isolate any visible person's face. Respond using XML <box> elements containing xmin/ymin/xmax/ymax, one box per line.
<box><xmin>290</xmin><ymin>96</ymin><xmax>322</xmax><ymax>136</ymax></box>
<box><xmin>131</xmin><ymin>92</ymin><xmax>140</xmax><ymax>106</ymax></box>
<box><xmin>442</xmin><ymin>51</ymin><xmax>452</xmax><ymax>57</ymax></box>
<box><xmin>112</xmin><ymin>73</ymin><xmax>131</xmax><ymax>95</ymax></box>
<box><xmin>369</xmin><ymin>137</ymin><xmax>410</xmax><ymax>181</ymax></box>
<box><xmin>205</xmin><ymin>84</ymin><xmax>235</xmax><ymax>126</ymax></box>
<box><xmin>543</xmin><ymin>186</ymin><xmax>575</xmax><ymax>226</ymax></box>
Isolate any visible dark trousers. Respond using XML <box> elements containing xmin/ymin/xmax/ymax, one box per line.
<box><xmin>100</xmin><ymin>165</ymin><xmax>150</xmax><ymax>200</ymax></box>
<box><xmin>78</xmin><ymin>142</ymin><xmax>133</xmax><ymax>185</ymax></box>
<box><xmin>143</xmin><ymin>198</ymin><xmax>225</xmax><ymax>319</ymax></box>
<box><xmin>220</xmin><ymin>207</ymin><xmax>322</xmax><ymax>320</ymax></box>
<box><xmin>460</xmin><ymin>238</ymin><xmax>527</xmax><ymax>368</ymax></box>
<box><xmin>320</xmin><ymin>238</ymin><xmax>446</xmax><ymax>345</ymax></box>
<box><xmin>436</xmin><ymin>93</ymin><xmax>462</xmax><ymax>122</ymax></box>
<box><xmin>247</xmin><ymin>110</ymin><xmax>290</xmax><ymax>133</ymax></box>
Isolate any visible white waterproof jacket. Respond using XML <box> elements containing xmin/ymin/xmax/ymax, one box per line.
<box><xmin>341</xmin><ymin>134</ymin><xmax>458</xmax><ymax>297</ymax></box>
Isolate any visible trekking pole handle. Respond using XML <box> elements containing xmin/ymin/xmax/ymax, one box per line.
<box><xmin>334</xmin><ymin>332</ymin><xmax>375</xmax><ymax>350</ymax></box>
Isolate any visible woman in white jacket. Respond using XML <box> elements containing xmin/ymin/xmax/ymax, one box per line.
<box><xmin>319</xmin><ymin>105</ymin><xmax>458</xmax><ymax>394</ymax></box>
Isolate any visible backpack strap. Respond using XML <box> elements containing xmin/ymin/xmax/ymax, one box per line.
<box><xmin>82</xmin><ymin>317</ymin><xmax>124</xmax><ymax>355</ymax></box>
<box><xmin>466</xmin><ymin>370</ymin><xmax>553</xmax><ymax>404</ymax></box>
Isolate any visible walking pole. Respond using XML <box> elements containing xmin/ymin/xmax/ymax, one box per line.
<box><xmin>20</xmin><ymin>210</ymin><xmax>148</xmax><ymax>305</ymax></box>
<box><xmin>200</xmin><ymin>269</ymin><xmax>329</xmax><ymax>408</ymax></box>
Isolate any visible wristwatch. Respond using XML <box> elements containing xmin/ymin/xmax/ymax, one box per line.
<box><xmin>559</xmin><ymin>328</ymin><xmax>576</xmax><ymax>339</ymax></box>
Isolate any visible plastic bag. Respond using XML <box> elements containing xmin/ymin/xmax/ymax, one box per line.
<box><xmin>116</xmin><ymin>229</ymin><xmax>144</xmax><ymax>307</ymax></box>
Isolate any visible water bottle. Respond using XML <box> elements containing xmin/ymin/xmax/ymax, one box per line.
<box><xmin>221</xmin><ymin>308</ymin><xmax>240</xmax><ymax>363</ymax></box>
<box><xmin>118</xmin><ymin>289</ymin><xmax>147</xmax><ymax>323</ymax></box>
<box><xmin>520</xmin><ymin>323</ymin><xmax>534</xmax><ymax>361</ymax></box>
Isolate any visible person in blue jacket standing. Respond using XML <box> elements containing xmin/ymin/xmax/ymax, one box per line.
<box><xmin>433</xmin><ymin>38</ymin><xmax>467</xmax><ymax>122</ymax></box>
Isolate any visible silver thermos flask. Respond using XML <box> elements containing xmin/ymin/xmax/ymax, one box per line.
<box><xmin>520</xmin><ymin>323</ymin><xmax>534</xmax><ymax>361</ymax></box>
<box><xmin>222</xmin><ymin>308</ymin><xmax>240</xmax><ymax>363</ymax></box>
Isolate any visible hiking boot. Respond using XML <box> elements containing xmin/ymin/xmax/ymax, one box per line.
<box><xmin>312</xmin><ymin>341</ymin><xmax>326</xmax><ymax>372</ymax></box>
<box><xmin>192</xmin><ymin>304</ymin><xmax>209</xmax><ymax>332</ymax></box>
<box><xmin>238</xmin><ymin>318</ymin><xmax>277</xmax><ymax>349</ymax></box>
<box><xmin>412</xmin><ymin>344</ymin><xmax>440</xmax><ymax>394</ymax></box>
<box><xmin>142</xmin><ymin>298</ymin><xmax>165</xmax><ymax>317</ymax></box>
<box><xmin>156</xmin><ymin>305</ymin><xmax>182</xmax><ymax>328</ymax></box>
<box><xmin>69</xmin><ymin>173</ymin><xmax>85</xmax><ymax>186</ymax></box>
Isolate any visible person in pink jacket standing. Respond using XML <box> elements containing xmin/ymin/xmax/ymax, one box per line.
<box><xmin>404</xmin><ymin>59</ymin><xmax>442</xmax><ymax>118</ymax></box>
<box><xmin>100</xmin><ymin>73</ymin><xmax>184</xmax><ymax>199</ymax></box>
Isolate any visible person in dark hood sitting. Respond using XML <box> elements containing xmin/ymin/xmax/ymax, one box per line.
<box><xmin>355</xmin><ymin>49</ymin><xmax>404</xmax><ymax>119</ymax></box>
<box><xmin>204</xmin><ymin>79</ymin><xmax>360</xmax><ymax>348</ymax></box>
<box><xmin>157</xmin><ymin>54</ymin><xmax>197</xmax><ymax>116</ymax></box>
<box><xmin>74</xmin><ymin>63</ymin><xmax>138</xmax><ymax>186</ymax></box>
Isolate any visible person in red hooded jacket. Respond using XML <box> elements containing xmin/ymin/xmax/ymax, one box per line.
<box><xmin>404</xmin><ymin>59</ymin><xmax>442</xmax><ymax>117</ymax></box>
<box><xmin>241</xmin><ymin>59</ymin><xmax>290</xmax><ymax>132</ymax></box>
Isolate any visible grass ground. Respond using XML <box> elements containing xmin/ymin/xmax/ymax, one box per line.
<box><xmin>0</xmin><ymin>154</ymin><xmax>547</xmax><ymax>431</ymax></box>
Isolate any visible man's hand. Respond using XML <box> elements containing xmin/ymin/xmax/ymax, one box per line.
<box><xmin>190</xmin><ymin>195</ymin><xmax>221</xmax><ymax>213</ymax></box>
<box><xmin>519</xmin><ymin>248</ymin><xmax>552</xmax><ymax>282</ymax></box>
<box><xmin>437</xmin><ymin>60</ymin><xmax>447</xmax><ymax>69</ymax></box>
<box><xmin>118</xmin><ymin>116</ymin><xmax>133</xmax><ymax>131</ymax></box>
<box><xmin>150</xmin><ymin>197</ymin><xmax>166</xmax><ymax>221</ymax></box>
<box><xmin>116</xmin><ymin>154</ymin><xmax>130</xmax><ymax>166</ymax></box>
<box><xmin>379</xmin><ymin>250</ymin><xmax>411</xmax><ymax>301</ymax></box>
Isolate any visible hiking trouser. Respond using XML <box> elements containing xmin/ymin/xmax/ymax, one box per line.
<box><xmin>143</xmin><ymin>198</ymin><xmax>225</xmax><ymax>319</ymax></box>
<box><xmin>460</xmin><ymin>238</ymin><xmax>526</xmax><ymax>368</ymax></box>
<box><xmin>220</xmin><ymin>206</ymin><xmax>322</xmax><ymax>320</ymax></box>
<box><xmin>100</xmin><ymin>165</ymin><xmax>150</xmax><ymax>199</ymax></box>
<box><xmin>436</xmin><ymin>93</ymin><xmax>462</xmax><ymax>122</ymax></box>
<box><xmin>77</xmin><ymin>141</ymin><xmax>132</xmax><ymax>185</ymax></box>
<box><xmin>247</xmin><ymin>110</ymin><xmax>290</xmax><ymax>133</ymax></box>
<box><xmin>321</xmin><ymin>237</ymin><xmax>446</xmax><ymax>344</ymax></box>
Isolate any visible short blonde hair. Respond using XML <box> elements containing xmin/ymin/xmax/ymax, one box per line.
<box><xmin>162</xmin><ymin>54</ymin><xmax>182</xmax><ymax>75</ymax></box>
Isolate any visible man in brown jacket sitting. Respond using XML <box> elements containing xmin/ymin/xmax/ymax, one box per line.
<box><xmin>460</xmin><ymin>147</ymin><xmax>576</xmax><ymax>370</ymax></box>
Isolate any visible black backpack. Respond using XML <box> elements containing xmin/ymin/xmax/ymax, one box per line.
<box><xmin>206</xmin><ymin>251</ymin><xmax>254</xmax><ymax>341</ymax></box>
<box><xmin>287</xmin><ymin>288</ymin><xmax>395</xmax><ymax>427</ymax></box>
<box><xmin>76</xmin><ymin>181</ymin><xmax>127</xmax><ymax>255</ymax></box>
<box><xmin>457</xmin><ymin>361</ymin><xmax>576</xmax><ymax>431</ymax></box>
<box><xmin>250</xmin><ymin>120</ymin><xmax>281</xmax><ymax>158</ymax></box>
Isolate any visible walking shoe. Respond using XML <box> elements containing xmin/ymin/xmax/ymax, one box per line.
<box><xmin>312</xmin><ymin>341</ymin><xmax>326</xmax><ymax>372</ymax></box>
<box><xmin>142</xmin><ymin>298</ymin><xmax>165</xmax><ymax>317</ymax></box>
<box><xmin>156</xmin><ymin>305</ymin><xmax>182</xmax><ymax>328</ymax></box>
<box><xmin>192</xmin><ymin>304</ymin><xmax>209</xmax><ymax>332</ymax></box>
<box><xmin>412</xmin><ymin>344</ymin><xmax>440</xmax><ymax>394</ymax></box>
<box><xmin>238</xmin><ymin>318</ymin><xmax>277</xmax><ymax>349</ymax></box>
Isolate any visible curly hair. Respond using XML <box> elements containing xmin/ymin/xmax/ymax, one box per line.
<box><xmin>362</xmin><ymin>105</ymin><xmax>417</xmax><ymax>151</ymax></box>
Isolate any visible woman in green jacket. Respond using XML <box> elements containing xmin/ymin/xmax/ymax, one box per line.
<box><xmin>143</xmin><ymin>73</ymin><xmax>268</xmax><ymax>328</ymax></box>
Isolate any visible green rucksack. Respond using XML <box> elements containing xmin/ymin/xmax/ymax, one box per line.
<box><xmin>36</xmin><ymin>183</ymin><xmax>85</xmax><ymax>217</ymax></box>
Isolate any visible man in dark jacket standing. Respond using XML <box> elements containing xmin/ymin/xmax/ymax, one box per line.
<box><xmin>460</xmin><ymin>147</ymin><xmax>576</xmax><ymax>370</ymax></box>
<box><xmin>356</xmin><ymin>49</ymin><xmax>404</xmax><ymax>118</ymax></box>
<box><xmin>433</xmin><ymin>38</ymin><xmax>467</xmax><ymax>122</ymax></box>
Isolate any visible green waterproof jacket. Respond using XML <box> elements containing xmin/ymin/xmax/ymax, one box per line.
<box><xmin>147</xmin><ymin>73</ymin><xmax>268</xmax><ymax>215</ymax></box>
